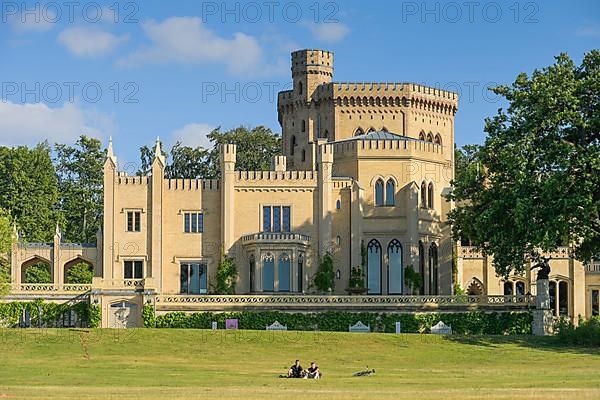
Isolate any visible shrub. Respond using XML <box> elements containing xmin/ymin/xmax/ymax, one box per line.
<box><xmin>24</xmin><ymin>262</ymin><xmax>51</xmax><ymax>283</ymax></box>
<box><xmin>556</xmin><ymin>317</ymin><xmax>600</xmax><ymax>346</ymax></box>
<box><xmin>0</xmin><ymin>300</ymin><xmax>99</xmax><ymax>328</ymax></box>
<box><xmin>212</xmin><ymin>253</ymin><xmax>237</xmax><ymax>294</ymax></box>
<box><xmin>152</xmin><ymin>310</ymin><xmax>532</xmax><ymax>334</ymax></box>
<box><xmin>311</xmin><ymin>253</ymin><xmax>335</xmax><ymax>293</ymax></box>
<box><xmin>404</xmin><ymin>265</ymin><xmax>422</xmax><ymax>295</ymax></box>
<box><xmin>65</xmin><ymin>262</ymin><xmax>93</xmax><ymax>284</ymax></box>
<box><xmin>348</xmin><ymin>266</ymin><xmax>365</xmax><ymax>289</ymax></box>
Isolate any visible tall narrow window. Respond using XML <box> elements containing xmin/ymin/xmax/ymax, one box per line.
<box><xmin>429</xmin><ymin>243</ymin><xmax>438</xmax><ymax>295</ymax></box>
<box><xmin>298</xmin><ymin>253</ymin><xmax>304</xmax><ymax>293</ymax></box>
<box><xmin>418</xmin><ymin>241</ymin><xmax>425</xmax><ymax>295</ymax></box>
<box><xmin>301</xmin><ymin>149</ymin><xmax>306</xmax><ymax>162</ymax></box>
<box><xmin>375</xmin><ymin>179</ymin><xmax>384</xmax><ymax>206</ymax></box>
<box><xmin>593</xmin><ymin>290</ymin><xmax>599</xmax><ymax>316</ymax></box>
<box><xmin>278</xmin><ymin>253</ymin><xmax>291</xmax><ymax>292</ymax></box>
<box><xmin>180</xmin><ymin>262</ymin><xmax>207</xmax><ymax>294</ymax></box>
<box><xmin>282</xmin><ymin>206</ymin><xmax>291</xmax><ymax>232</ymax></box>
<box><xmin>515</xmin><ymin>281</ymin><xmax>525</xmax><ymax>295</ymax></box>
<box><xmin>367</xmin><ymin>239</ymin><xmax>382</xmax><ymax>294</ymax></box>
<box><xmin>549</xmin><ymin>281</ymin><xmax>557</xmax><ymax>316</ymax></box>
<box><xmin>419</xmin><ymin>131</ymin><xmax>425</xmax><ymax>141</ymax></box>
<box><xmin>504</xmin><ymin>282</ymin><xmax>514</xmax><ymax>295</ymax></box>
<box><xmin>124</xmin><ymin>260</ymin><xmax>143</xmax><ymax>279</ymax></box>
<box><xmin>427</xmin><ymin>182</ymin><xmax>434</xmax><ymax>209</ymax></box>
<box><xmin>387</xmin><ymin>239</ymin><xmax>403</xmax><ymax>294</ymax></box>
<box><xmin>263</xmin><ymin>206</ymin><xmax>271</xmax><ymax>232</ymax></box>
<box><xmin>301</xmin><ymin>120</ymin><xmax>306</xmax><ymax>132</ymax></box>
<box><xmin>249</xmin><ymin>255</ymin><xmax>256</xmax><ymax>293</ymax></box>
<box><xmin>559</xmin><ymin>281</ymin><xmax>568</xmax><ymax>316</ymax></box>
<box><xmin>127</xmin><ymin>211</ymin><xmax>141</xmax><ymax>232</ymax></box>
<box><xmin>262</xmin><ymin>253</ymin><xmax>275</xmax><ymax>292</ymax></box>
<box><xmin>421</xmin><ymin>182</ymin><xmax>427</xmax><ymax>208</ymax></box>
<box><xmin>291</xmin><ymin>135</ymin><xmax>296</xmax><ymax>155</ymax></box>
<box><xmin>298</xmin><ymin>81</ymin><xmax>303</xmax><ymax>95</ymax></box>
<box><xmin>385</xmin><ymin>180</ymin><xmax>395</xmax><ymax>206</ymax></box>
<box><xmin>272</xmin><ymin>206</ymin><xmax>281</xmax><ymax>232</ymax></box>
<box><xmin>336</xmin><ymin>199</ymin><xmax>341</xmax><ymax>210</ymax></box>
<box><xmin>434</xmin><ymin>134</ymin><xmax>442</xmax><ymax>145</ymax></box>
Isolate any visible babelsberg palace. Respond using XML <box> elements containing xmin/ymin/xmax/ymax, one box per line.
<box><xmin>7</xmin><ymin>49</ymin><xmax>600</xmax><ymax>328</ymax></box>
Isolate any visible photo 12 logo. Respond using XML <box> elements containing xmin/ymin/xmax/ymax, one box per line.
<box><xmin>401</xmin><ymin>1</ymin><xmax>540</xmax><ymax>23</ymax></box>
<box><xmin>1</xmin><ymin>1</ymin><xmax>139</xmax><ymax>24</ymax></box>
<box><xmin>1</xmin><ymin>81</ymin><xmax>140</xmax><ymax>104</ymax></box>
<box><xmin>200</xmin><ymin>1</ymin><xmax>340</xmax><ymax>23</ymax></box>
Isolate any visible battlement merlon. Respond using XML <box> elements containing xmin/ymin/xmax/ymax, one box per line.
<box><xmin>278</xmin><ymin>81</ymin><xmax>458</xmax><ymax>112</ymax></box>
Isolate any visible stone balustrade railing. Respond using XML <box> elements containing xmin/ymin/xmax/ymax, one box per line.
<box><xmin>586</xmin><ymin>262</ymin><xmax>600</xmax><ymax>274</ymax></box>
<box><xmin>155</xmin><ymin>294</ymin><xmax>535</xmax><ymax>312</ymax></box>
<box><xmin>10</xmin><ymin>283</ymin><xmax>92</xmax><ymax>293</ymax></box>
<box><xmin>241</xmin><ymin>232</ymin><xmax>311</xmax><ymax>243</ymax></box>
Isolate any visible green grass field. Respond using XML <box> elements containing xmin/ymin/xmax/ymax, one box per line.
<box><xmin>0</xmin><ymin>329</ymin><xmax>599</xmax><ymax>400</ymax></box>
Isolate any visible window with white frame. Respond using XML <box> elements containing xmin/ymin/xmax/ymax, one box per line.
<box><xmin>184</xmin><ymin>212</ymin><xmax>204</xmax><ymax>233</ymax></box>
<box><xmin>124</xmin><ymin>260</ymin><xmax>143</xmax><ymax>279</ymax></box>
<box><xmin>126</xmin><ymin>211</ymin><xmax>141</xmax><ymax>232</ymax></box>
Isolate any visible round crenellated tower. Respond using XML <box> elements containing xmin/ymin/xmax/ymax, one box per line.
<box><xmin>291</xmin><ymin>49</ymin><xmax>334</xmax><ymax>101</ymax></box>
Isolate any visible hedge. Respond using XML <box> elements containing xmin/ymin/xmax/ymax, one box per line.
<box><xmin>0</xmin><ymin>300</ymin><xmax>100</xmax><ymax>328</ymax></box>
<box><xmin>146</xmin><ymin>310</ymin><xmax>532</xmax><ymax>335</ymax></box>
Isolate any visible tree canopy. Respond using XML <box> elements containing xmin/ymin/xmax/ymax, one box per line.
<box><xmin>448</xmin><ymin>51</ymin><xmax>600</xmax><ymax>277</ymax></box>
<box><xmin>0</xmin><ymin>143</ymin><xmax>60</xmax><ymax>242</ymax></box>
<box><xmin>55</xmin><ymin>136</ymin><xmax>105</xmax><ymax>243</ymax></box>
<box><xmin>136</xmin><ymin>126</ymin><xmax>281</xmax><ymax>179</ymax></box>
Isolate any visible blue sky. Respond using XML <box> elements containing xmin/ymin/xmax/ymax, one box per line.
<box><xmin>0</xmin><ymin>0</ymin><xmax>598</xmax><ymax>167</ymax></box>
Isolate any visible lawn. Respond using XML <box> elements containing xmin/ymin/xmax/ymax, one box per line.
<box><xmin>0</xmin><ymin>329</ymin><xmax>599</xmax><ymax>399</ymax></box>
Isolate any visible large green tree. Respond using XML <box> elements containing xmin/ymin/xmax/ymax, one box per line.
<box><xmin>0</xmin><ymin>143</ymin><xmax>60</xmax><ymax>242</ymax></box>
<box><xmin>136</xmin><ymin>126</ymin><xmax>281</xmax><ymax>179</ymax></box>
<box><xmin>55</xmin><ymin>135</ymin><xmax>105</xmax><ymax>243</ymax></box>
<box><xmin>448</xmin><ymin>51</ymin><xmax>600</xmax><ymax>277</ymax></box>
<box><xmin>205</xmin><ymin>126</ymin><xmax>281</xmax><ymax>178</ymax></box>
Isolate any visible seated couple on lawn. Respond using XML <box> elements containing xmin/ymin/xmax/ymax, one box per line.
<box><xmin>287</xmin><ymin>360</ymin><xmax>321</xmax><ymax>379</ymax></box>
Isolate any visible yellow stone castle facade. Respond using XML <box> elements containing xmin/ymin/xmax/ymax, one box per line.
<box><xmin>8</xmin><ymin>49</ymin><xmax>600</xmax><ymax>327</ymax></box>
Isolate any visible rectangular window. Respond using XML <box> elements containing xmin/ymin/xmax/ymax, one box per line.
<box><xmin>262</xmin><ymin>206</ymin><xmax>291</xmax><ymax>233</ymax></box>
<box><xmin>282</xmin><ymin>206</ymin><xmax>291</xmax><ymax>232</ymax></box>
<box><xmin>263</xmin><ymin>206</ymin><xmax>271</xmax><ymax>232</ymax></box>
<box><xmin>183</xmin><ymin>212</ymin><xmax>204</xmax><ymax>233</ymax></box>
<box><xmin>273</xmin><ymin>206</ymin><xmax>281</xmax><ymax>232</ymax></box>
<box><xmin>127</xmin><ymin>211</ymin><xmax>141</xmax><ymax>232</ymax></box>
<box><xmin>180</xmin><ymin>262</ymin><xmax>207</xmax><ymax>294</ymax></box>
<box><xmin>124</xmin><ymin>260</ymin><xmax>143</xmax><ymax>279</ymax></box>
<box><xmin>593</xmin><ymin>290</ymin><xmax>599</xmax><ymax>316</ymax></box>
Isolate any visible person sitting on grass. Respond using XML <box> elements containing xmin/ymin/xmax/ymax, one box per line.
<box><xmin>304</xmin><ymin>362</ymin><xmax>321</xmax><ymax>379</ymax></box>
<box><xmin>288</xmin><ymin>360</ymin><xmax>304</xmax><ymax>378</ymax></box>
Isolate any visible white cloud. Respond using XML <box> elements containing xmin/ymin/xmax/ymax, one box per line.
<box><xmin>119</xmin><ymin>17</ymin><xmax>282</xmax><ymax>77</ymax></box>
<box><xmin>170</xmin><ymin>123</ymin><xmax>215</xmax><ymax>149</ymax></box>
<box><xmin>58</xmin><ymin>27</ymin><xmax>129</xmax><ymax>57</ymax></box>
<box><xmin>576</xmin><ymin>26</ymin><xmax>600</xmax><ymax>37</ymax></box>
<box><xmin>0</xmin><ymin>101</ymin><xmax>114</xmax><ymax>146</ymax></box>
<box><xmin>8</xmin><ymin>10</ymin><xmax>56</xmax><ymax>33</ymax></box>
<box><xmin>307</xmin><ymin>22</ymin><xmax>350</xmax><ymax>43</ymax></box>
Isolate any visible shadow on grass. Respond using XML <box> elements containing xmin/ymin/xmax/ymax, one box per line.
<box><xmin>443</xmin><ymin>334</ymin><xmax>600</xmax><ymax>356</ymax></box>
